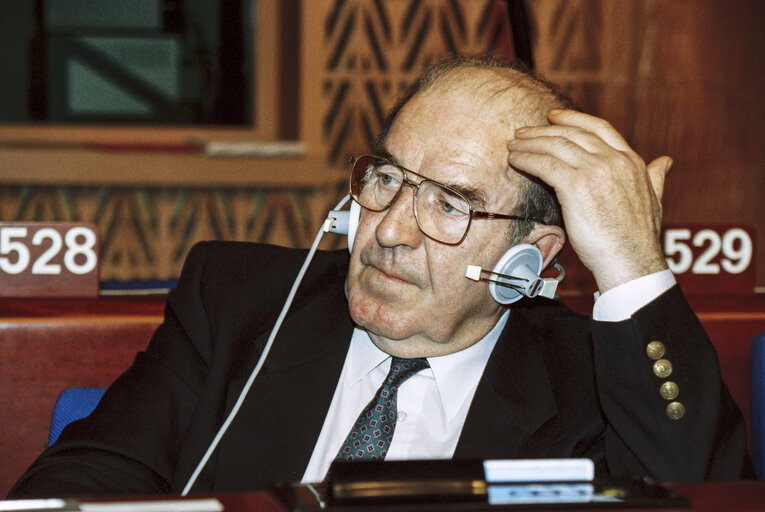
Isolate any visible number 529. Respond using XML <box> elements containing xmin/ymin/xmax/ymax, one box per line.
<box><xmin>664</xmin><ymin>228</ymin><xmax>753</xmax><ymax>275</ymax></box>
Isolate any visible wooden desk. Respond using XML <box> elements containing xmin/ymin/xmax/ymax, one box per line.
<box><xmin>201</xmin><ymin>481</ymin><xmax>765</xmax><ymax>511</ymax></box>
<box><xmin>667</xmin><ymin>481</ymin><xmax>765</xmax><ymax>510</ymax></box>
<box><xmin>64</xmin><ymin>481</ymin><xmax>765</xmax><ymax>511</ymax></box>
<box><xmin>0</xmin><ymin>296</ymin><xmax>165</xmax><ymax>497</ymax></box>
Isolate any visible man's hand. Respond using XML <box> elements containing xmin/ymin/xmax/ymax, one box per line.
<box><xmin>507</xmin><ymin>109</ymin><xmax>673</xmax><ymax>292</ymax></box>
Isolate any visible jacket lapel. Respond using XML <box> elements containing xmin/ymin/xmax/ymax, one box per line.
<box><xmin>212</xmin><ymin>282</ymin><xmax>355</xmax><ymax>490</ymax></box>
<box><xmin>455</xmin><ymin>307</ymin><xmax>559</xmax><ymax>460</ymax></box>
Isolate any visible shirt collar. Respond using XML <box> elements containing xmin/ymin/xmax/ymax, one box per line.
<box><xmin>347</xmin><ymin>310</ymin><xmax>509</xmax><ymax>421</ymax></box>
<box><xmin>347</xmin><ymin>328</ymin><xmax>391</xmax><ymax>385</ymax></box>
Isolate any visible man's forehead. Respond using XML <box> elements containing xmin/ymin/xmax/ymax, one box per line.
<box><xmin>379</xmin><ymin>68</ymin><xmax>546</xmax><ymax>206</ymax></box>
<box><xmin>414</xmin><ymin>67</ymin><xmax>554</xmax><ymax>128</ymax></box>
<box><xmin>387</xmin><ymin>91</ymin><xmax>512</xmax><ymax>172</ymax></box>
<box><xmin>380</xmin><ymin>142</ymin><xmax>521</xmax><ymax>214</ymax></box>
<box><xmin>378</xmin><ymin>147</ymin><xmax>495</xmax><ymax>207</ymax></box>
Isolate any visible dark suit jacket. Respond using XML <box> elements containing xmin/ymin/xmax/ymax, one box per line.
<box><xmin>9</xmin><ymin>242</ymin><xmax>753</xmax><ymax>497</ymax></box>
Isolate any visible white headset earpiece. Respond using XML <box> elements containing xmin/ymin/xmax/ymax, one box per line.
<box><xmin>323</xmin><ymin>196</ymin><xmax>360</xmax><ymax>252</ymax></box>
<box><xmin>488</xmin><ymin>244</ymin><xmax>544</xmax><ymax>304</ymax></box>
<box><xmin>465</xmin><ymin>243</ymin><xmax>560</xmax><ymax>304</ymax></box>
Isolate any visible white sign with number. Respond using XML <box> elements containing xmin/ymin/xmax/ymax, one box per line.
<box><xmin>664</xmin><ymin>228</ymin><xmax>753</xmax><ymax>275</ymax></box>
<box><xmin>0</xmin><ymin>222</ymin><xmax>100</xmax><ymax>297</ymax></box>
<box><xmin>663</xmin><ymin>226</ymin><xmax>755</xmax><ymax>294</ymax></box>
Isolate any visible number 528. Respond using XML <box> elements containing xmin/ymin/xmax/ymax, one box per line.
<box><xmin>0</xmin><ymin>226</ymin><xmax>98</xmax><ymax>275</ymax></box>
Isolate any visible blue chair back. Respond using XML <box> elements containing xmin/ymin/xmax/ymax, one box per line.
<box><xmin>752</xmin><ymin>332</ymin><xmax>765</xmax><ymax>478</ymax></box>
<box><xmin>48</xmin><ymin>387</ymin><xmax>106</xmax><ymax>447</ymax></box>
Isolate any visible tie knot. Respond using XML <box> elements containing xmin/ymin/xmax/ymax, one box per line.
<box><xmin>387</xmin><ymin>357</ymin><xmax>429</xmax><ymax>387</ymax></box>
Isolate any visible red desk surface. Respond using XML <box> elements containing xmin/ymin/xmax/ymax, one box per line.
<box><xmin>208</xmin><ymin>482</ymin><xmax>765</xmax><ymax>511</ymax></box>
<box><xmin>668</xmin><ymin>481</ymin><xmax>765</xmax><ymax>511</ymax></box>
<box><xmin>64</xmin><ymin>482</ymin><xmax>765</xmax><ymax>512</ymax></box>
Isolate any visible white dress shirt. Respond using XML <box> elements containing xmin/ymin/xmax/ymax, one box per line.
<box><xmin>301</xmin><ymin>269</ymin><xmax>676</xmax><ymax>483</ymax></box>
<box><xmin>301</xmin><ymin>311</ymin><xmax>509</xmax><ymax>482</ymax></box>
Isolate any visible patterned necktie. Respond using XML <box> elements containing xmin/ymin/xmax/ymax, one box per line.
<box><xmin>335</xmin><ymin>357</ymin><xmax>429</xmax><ymax>461</ymax></box>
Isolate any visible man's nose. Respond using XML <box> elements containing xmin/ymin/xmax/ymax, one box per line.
<box><xmin>374</xmin><ymin>186</ymin><xmax>422</xmax><ymax>248</ymax></box>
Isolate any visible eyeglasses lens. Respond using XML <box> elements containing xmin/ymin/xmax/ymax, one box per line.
<box><xmin>351</xmin><ymin>156</ymin><xmax>402</xmax><ymax>210</ymax></box>
<box><xmin>350</xmin><ymin>155</ymin><xmax>471</xmax><ymax>244</ymax></box>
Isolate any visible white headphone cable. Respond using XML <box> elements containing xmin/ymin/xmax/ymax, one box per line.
<box><xmin>181</xmin><ymin>195</ymin><xmax>351</xmax><ymax>495</ymax></box>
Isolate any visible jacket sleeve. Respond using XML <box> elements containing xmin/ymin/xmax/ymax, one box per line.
<box><xmin>591</xmin><ymin>285</ymin><xmax>754</xmax><ymax>480</ymax></box>
<box><xmin>8</xmin><ymin>243</ymin><xmax>218</xmax><ymax>498</ymax></box>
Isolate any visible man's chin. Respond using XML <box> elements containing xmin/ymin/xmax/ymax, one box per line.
<box><xmin>365</xmin><ymin>326</ymin><xmax>459</xmax><ymax>358</ymax></box>
<box><xmin>348</xmin><ymin>297</ymin><xmax>417</xmax><ymax>341</ymax></box>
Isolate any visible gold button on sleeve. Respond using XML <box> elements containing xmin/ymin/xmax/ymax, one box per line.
<box><xmin>646</xmin><ymin>341</ymin><xmax>666</xmax><ymax>360</ymax></box>
<box><xmin>660</xmin><ymin>381</ymin><xmax>679</xmax><ymax>400</ymax></box>
<box><xmin>653</xmin><ymin>359</ymin><xmax>673</xmax><ymax>378</ymax></box>
<box><xmin>666</xmin><ymin>401</ymin><xmax>686</xmax><ymax>420</ymax></box>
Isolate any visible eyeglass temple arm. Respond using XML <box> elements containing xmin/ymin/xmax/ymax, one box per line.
<box><xmin>471</xmin><ymin>211</ymin><xmax>546</xmax><ymax>224</ymax></box>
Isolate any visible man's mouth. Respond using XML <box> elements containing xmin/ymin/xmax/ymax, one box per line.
<box><xmin>360</xmin><ymin>254</ymin><xmax>418</xmax><ymax>287</ymax></box>
<box><xmin>370</xmin><ymin>264</ymin><xmax>414</xmax><ymax>285</ymax></box>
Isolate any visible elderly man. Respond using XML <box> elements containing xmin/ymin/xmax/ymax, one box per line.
<box><xmin>9</xmin><ymin>56</ymin><xmax>751</xmax><ymax>498</ymax></box>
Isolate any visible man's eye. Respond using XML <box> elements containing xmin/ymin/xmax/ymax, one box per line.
<box><xmin>374</xmin><ymin>168</ymin><xmax>401</xmax><ymax>187</ymax></box>
<box><xmin>440</xmin><ymin>200</ymin><xmax>466</xmax><ymax>215</ymax></box>
<box><xmin>436</xmin><ymin>194</ymin><xmax>469</xmax><ymax>216</ymax></box>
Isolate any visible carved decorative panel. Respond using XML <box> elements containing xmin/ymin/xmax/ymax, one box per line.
<box><xmin>305</xmin><ymin>0</ymin><xmax>518</xmax><ymax>164</ymax></box>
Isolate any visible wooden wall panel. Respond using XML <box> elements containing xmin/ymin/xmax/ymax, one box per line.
<box><xmin>0</xmin><ymin>0</ymin><xmax>761</xmax><ymax>287</ymax></box>
<box><xmin>0</xmin><ymin>0</ymin><xmax>517</xmax><ymax>283</ymax></box>
<box><xmin>0</xmin><ymin>183</ymin><xmax>348</xmax><ymax>281</ymax></box>
<box><xmin>527</xmin><ymin>0</ymin><xmax>765</xmax><ymax>288</ymax></box>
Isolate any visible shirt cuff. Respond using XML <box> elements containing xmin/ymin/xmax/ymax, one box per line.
<box><xmin>592</xmin><ymin>269</ymin><xmax>676</xmax><ymax>322</ymax></box>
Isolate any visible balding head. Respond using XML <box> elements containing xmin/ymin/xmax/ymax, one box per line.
<box><xmin>377</xmin><ymin>55</ymin><xmax>571</xmax><ymax>144</ymax></box>
<box><xmin>347</xmin><ymin>56</ymin><xmax>570</xmax><ymax>356</ymax></box>
<box><xmin>374</xmin><ymin>55</ymin><xmax>569</xmax><ymax>234</ymax></box>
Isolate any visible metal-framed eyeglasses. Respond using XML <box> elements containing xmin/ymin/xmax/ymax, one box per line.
<box><xmin>349</xmin><ymin>154</ymin><xmax>545</xmax><ymax>245</ymax></box>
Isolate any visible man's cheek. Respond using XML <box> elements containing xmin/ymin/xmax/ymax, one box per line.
<box><xmin>347</xmin><ymin>286</ymin><xmax>386</xmax><ymax>331</ymax></box>
<box><xmin>355</xmin><ymin>211</ymin><xmax>378</xmax><ymax>242</ymax></box>
<box><xmin>347</xmin><ymin>293</ymin><xmax>372</xmax><ymax>327</ymax></box>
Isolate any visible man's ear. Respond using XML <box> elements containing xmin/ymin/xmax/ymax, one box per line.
<box><xmin>523</xmin><ymin>224</ymin><xmax>566</xmax><ymax>269</ymax></box>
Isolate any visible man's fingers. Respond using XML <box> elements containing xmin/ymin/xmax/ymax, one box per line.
<box><xmin>513</xmin><ymin>124</ymin><xmax>610</xmax><ymax>155</ymax></box>
<box><xmin>646</xmin><ymin>156</ymin><xmax>673</xmax><ymax>203</ymax></box>
<box><xmin>547</xmin><ymin>109</ymin><xmax>632</xmax><ymax>153</ymax></box>
<box><xmin>510</xmin><ymin>109</ymin><xmax>673</xmax><ymax>290</ymax></box>
<box><xmin>506</xmin><ymin>148</ymin><xmax>569</xmax><ymax>187</ymax></box>
<box><xmin>518</xmin><ymin>110</ymin><xmax>644</xmax><ymax>171</ymax></box>
<box><xmin>508</xmin><ymin>134</ymin><xmax>592</xmax><ymax>169</ymax></box>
